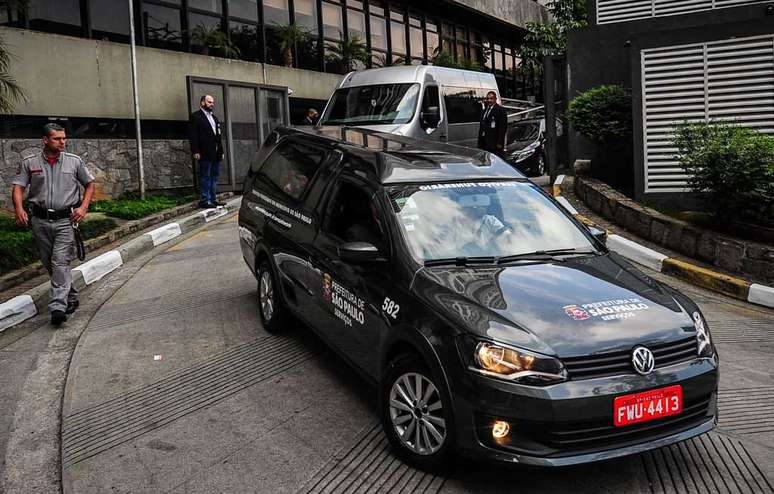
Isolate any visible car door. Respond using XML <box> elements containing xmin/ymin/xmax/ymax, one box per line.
<box><xmin>307</xmin><ymin>173</ymin><xmax>393</xmax><ymax>378</ymax></box>
<box><xmin>245</xmin><ymin>137</ymin><xmax>333</xmax><ymax>322</ymax></box>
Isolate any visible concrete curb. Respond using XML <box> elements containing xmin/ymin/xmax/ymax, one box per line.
<box><xmin>551</xmin><ymin>175</ymin><xmax>774</xmax><ymax>309</ymax></box>
<box><xmin>0</xmin><ymin>197</ymin><xmax>242</xmax><ymax>331</ymax></box>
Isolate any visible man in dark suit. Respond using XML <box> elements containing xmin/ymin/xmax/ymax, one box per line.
<box><xmin>303</xmin><ymin>108</ymin><xmax>319</xmax><ymax>126</ymax></box>
<box><xmin>477</xmin><ymin>91</ymin><xmax>508</xmax><ymax>158</ymax></box>
<box><xmin>188</xmin><ymin>94</ymin><xmax>224</xmax><ymax>208</ymax></box>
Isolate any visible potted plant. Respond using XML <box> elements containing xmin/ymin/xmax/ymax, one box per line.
<box><xmin>191</xmin><ymin>22</ymin><xmax>240</xmax><ymax>59</ymax></box>
<box><xmin>274</xmin><ymin>22</ymin><xmax>309</xmax><ymax>67</ymax></box>
<box><xmin>325</xmin><ymin>34</ymin><xmax>369</xmax><ymax>73</ymax></box>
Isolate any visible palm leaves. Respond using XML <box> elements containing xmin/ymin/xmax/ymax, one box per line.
<box><xmin>274</xmin><ymin>22</ymin><xmax>309</xmax><ymax>67</ymax></box>
<box><xmin>325</xmin><ymin>34</ymin><xmax>369</xmax><ymax>73</ymax></box>
<box><xmin>0</xmin><ymin>0</ymin><xmax>28</xmax><ymax>113</ymax></box>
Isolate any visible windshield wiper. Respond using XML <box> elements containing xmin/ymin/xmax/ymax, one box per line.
<box><xmin>424</xmin><ymin>256</ymin><xmax>497</xmax><ymax>267</ymax></box>
<box><xmin>496</xmin><ymin>248</ymin><xmax>599</xmax><ymax>264</ymax></box>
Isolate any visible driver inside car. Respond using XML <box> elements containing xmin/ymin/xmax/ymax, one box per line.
<box><xmin>463</xmin><ymin>194</ymin><xmax>511</xmax><ymax>249</ymax></box>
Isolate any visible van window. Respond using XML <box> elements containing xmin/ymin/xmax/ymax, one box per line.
<box><xmin>443</xmin><ymin>86</ymin><xmax>487</xmax><ymax>124</ymax></box>
<box><xmin>260</xmin><ymin>140</ymin><xmax>326</xmax><ymax>200</ymax></box>
<box><xmin>319</xmin><ymin>83</ymin><xmax>420</xmax><ymax>126</ymax></box>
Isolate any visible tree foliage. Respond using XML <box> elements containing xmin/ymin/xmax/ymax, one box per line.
<box><xmin>519</xmin><ymin>0</ymin><xmax>587</xmax><ymax>76</ymax></box>
<box><xmin>674</xmin><ymin>122</ymin><xmax>774</xmax><ymax>225</ymax></box>
<box><xmin>325</xmin><ymin>35</ymin><xmax>369</xmax><ymax>73</ymax></box>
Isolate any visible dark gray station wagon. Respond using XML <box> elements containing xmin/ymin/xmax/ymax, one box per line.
<box><xmin>237</xmin><ymin>126</ymin><xmax>718</xmax><ymax>471</ymax></box>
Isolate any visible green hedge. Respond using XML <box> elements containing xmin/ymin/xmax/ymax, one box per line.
<box><xmin>567</xmin><ymin>85</ymin><xmax>632</xmax><ymax>143</ymax></box>
<box><xmin>90</xmin><ymin>193</ymin><xmax>197</xmax><ymax>220</ymax></box>
<box><xmin>0</xmin><ymin>216</ymin><xmax>118</xmax><ymax>275</ymax></box>
<box><xmin>674</xmin><ymin>121</ymin><xmax>774</xmax><ymax>226</ymax></box>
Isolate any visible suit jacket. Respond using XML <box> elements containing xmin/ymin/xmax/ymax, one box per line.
<box><xmin>477</xmin><ymin>103</ymin><xmax>508</xmax><ymax>155</ymax></box>
<box><xmin>188</xmin><ymin>109</ymin><xmax>224</xmax><ymax>161</ymax></box>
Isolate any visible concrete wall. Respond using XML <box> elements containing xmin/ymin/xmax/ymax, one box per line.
<box><xmin>445</xmin><ymin>0</ymin><xmax>550</xmax><ymax>28</ymax></box>
<box><xmin>0</xmin><ymin>27</ymin><xmax>342</xmax><ymax>121</ymax></box>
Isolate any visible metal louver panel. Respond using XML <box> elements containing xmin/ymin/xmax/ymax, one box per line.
<box><xmin>597</xmin><ymin>0</ymin><xmax>766</xmax><ymax>24</ymax></box>
<box><xmin>641</xmin><ymin>35</ymin><xmax>774</xmax><ymax>193</ymax></box>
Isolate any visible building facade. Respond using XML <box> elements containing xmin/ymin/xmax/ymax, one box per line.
<box><xmin>568</xmin><ymin>0</ymin><xmax>774</xmax><ymax>206</ymax></box>
<box><xmin>0</xmin><ymin>0</ymin><xmax>547</xmax><ymax>206</ymax></box>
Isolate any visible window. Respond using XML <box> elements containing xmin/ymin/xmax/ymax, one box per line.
<box><xmin>190</xmin><ymin>14</ymin><xmax>222</xmax><ymax>54</ymax></box>
<box><xmin>189</xmin><ymin>0</ymin><xmax>222</xmax><ymax>14</ymax></box>
<box><xmin>261</xmin><ymin>141</ymin><xmax>325</xmax><ymax>200</ymax></box>
<box><xmin>455</xmin><ymin>26</ymin><xmax>467</xmax><ymax>63</ymax></box>
<box><xmin>91</xmin><ymin>1</ymin><xmax>130</xmax><ymax>42</ymax></box>
<box><xmin>295</xmin><ymin>0</ymin><xmax>319</xmax><ymax>70</ymax></box>
<box><xmin>229</xmin><ymin>21</ymin><xmax>260</xmax><ymax>62</ymax></box>
<box><xmin>443</xmin><ymin>86</ymin><xmax>485</xmax><ymax>124</ymax></box>
<box><xmin>320</xmin><ymin>83</ymin><xmax>420</xmax><ymax>125</ymax></box>
<box><xmin>322</xmin><ymin>1</ymin><xmax>343</xmax><ymax>40</ymax></box>
<box><xmin>229</xmin><ymin>0</ymin><xmax>259</xmax><ymax>21</ymax></box>
<box><xmin>28</xmin><ymin>0</ymin><xmax>81</xmax><ymax>36</ymax></box>
<box><xmin>425</xmin><ymin>20</ymin><xmax>438</xmax><ymax>59</ymax></box>
<box><xmin>409</xmin><ymin>15</ymin><xmax>423</xmax><ymax>61</ymax></box>
<box><xmin>369</xmin><ymin>15</ymin><xmax>387</xmax><ymax>50</ymax></box>
<box><xmin>389</xmin><ymin>8</ymin><xmax>406</xmax><ymax>64</ymax></box>
<box><xmin>347</xmin><ymin>8</ymin><xmax>366</xmax><ymax>42</ymax></box>
<box><xmin>325</xmin><ymin>181</ymin><xmax>385</xmax><ymax>250</ymax></box>
<box><xmin>263</xmin><ymin>0</ymin><xmax>289</xmax><ymax>25</ymax></box>
<box><xmin>142</xmin><ymin>4</ymin><xmax>182</xmax><ymax>49</ymax></box>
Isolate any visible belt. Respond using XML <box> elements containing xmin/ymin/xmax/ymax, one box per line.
<box><xmin>31</xmin><ymin>204</ymin><xmax>79</xmax><ymax>221</ymax></box>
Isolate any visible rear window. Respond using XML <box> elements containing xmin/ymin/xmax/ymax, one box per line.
<box><xmin>260</xmin><ymin>140</ymin><xmax>326</xmax><ymax>200</ymax></box>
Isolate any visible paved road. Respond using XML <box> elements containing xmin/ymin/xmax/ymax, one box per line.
<box><xmin>3</xmin><ymin>210</ymin><xmax>773</xmax><ymax>493</ymax></box>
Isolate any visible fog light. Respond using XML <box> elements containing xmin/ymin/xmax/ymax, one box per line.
<box><xmin>492</xmin><ymin>420</ymin><xmax>510</xmax><ymax>439</ymax></box>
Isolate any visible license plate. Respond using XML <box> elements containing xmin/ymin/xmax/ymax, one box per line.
<box><xmin>614</xmin><ymin>385</ymin><xmax>683</xmax><ymax>427</ymax></box>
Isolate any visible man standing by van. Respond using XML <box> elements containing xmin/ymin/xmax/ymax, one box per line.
<box><xmin>477</xmin><ymin>91</ymin><xmax>507</xmax><ymax>158</ymax></box>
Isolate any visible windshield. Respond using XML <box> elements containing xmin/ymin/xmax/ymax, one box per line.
<box><xmin>320</xmin><ymin>83</ymin><xmax>420</xmax><ymax>126</ymax></box>
<box><xmin>387</xmin><ymin>181</ymin><xmax>596</xmax><ymax>261</ymax></box>
<box><xmin>507</xmin><ymin>121</ymin><xmax>541</xmax><ymax>143</ymax></box>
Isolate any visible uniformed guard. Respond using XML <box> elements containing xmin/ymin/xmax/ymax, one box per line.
<box><xmin>477</xmin><ymin>90</ymin><xmax>508</xmax><ymax>158</ymax></box>
<box><xmin>11</xmin><ymin>123</ymin><xmax>95</xmax><ymax>326</ymax></box>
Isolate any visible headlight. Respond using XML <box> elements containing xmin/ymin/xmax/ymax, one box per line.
<box><xmin>693</xmin><ymin>311</ymin><xmax>713</xmax><ymax>357</ymax></box>
<box><xmin>472</xmin><ymin>341</ymin><xmax>566</xmax><ymax>386</ymax></box>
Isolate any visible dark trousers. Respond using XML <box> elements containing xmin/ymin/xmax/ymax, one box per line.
<box><xmin>198</xmin><ymin>160</ymin><xmax>221</xmax><ymax>203</ymax></box>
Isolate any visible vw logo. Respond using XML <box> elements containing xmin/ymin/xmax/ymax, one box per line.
<box><xmin>631</xmin><ymin>346</ymin><xmax>655</xmax><ymax>375</ymax></box>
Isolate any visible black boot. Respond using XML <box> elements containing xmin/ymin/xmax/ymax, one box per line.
<box><xmin>51</xmin><ymin>310</ymin><xmax>67</xmax><ymax>326</ymax></box>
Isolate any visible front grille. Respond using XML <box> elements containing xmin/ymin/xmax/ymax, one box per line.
<box><xmin>563</xmin><ymin>336</ymin><xmax>697</xmax><ymax>380</ymax></box>
<box><xmin>544</xmin><ymin>393</ymin><xmax>713</xmax><ymax>454</ymax></box>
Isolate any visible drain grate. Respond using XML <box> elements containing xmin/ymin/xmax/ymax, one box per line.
<box><xmin>301</xmin><ymin>422</ymin><xmax>445</xmax><ymax>494</ymax></box>
<box><xmin>718</xmin><ymin>387</ymin><xmax>774</xmax><ymax>436</ymax></box>
<box><xmin>62</xmin><ymin>336</ymin><xmax>317</xmax><ymax>467</ymax></box>
<box><xmin>640</xmin><ymin>431</ymin><xmax>773</xmax><ymax>493</ymax></box>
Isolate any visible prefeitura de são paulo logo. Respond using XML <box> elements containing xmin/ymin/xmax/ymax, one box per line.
<box><xmin>563</xmin><ymin>305</ymin><xmax>591</xmax><ymax>321</ymax></box>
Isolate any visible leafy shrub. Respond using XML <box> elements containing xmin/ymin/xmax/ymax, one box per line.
<box><xmin>0</xmin><ymin>216</ymin><xmax>119</xmax><ymax>275</ymax></box>
<box><xmin>90</xmin><ymin>193</ymin><xmax>197</xmax><ymax>220</ymax></box>
<box><xmin>567</xmin><ymin>85</ymin><xmax>632</xmax><ymax>142</ymax></box>
<box><xmin>674</xmin><ymin>122</ymin><xmax>774</xmax><ymax>226</ymax></box>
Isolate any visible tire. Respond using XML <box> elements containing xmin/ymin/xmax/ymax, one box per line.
<box><xmin>256</xmin><ymin>260</ymin><xmax>288</xmax><ymax>334</ymax></box>
<box><xmin>380</xmin><ymin>353</ymin><xmax>454</xmax><ymax>472</ymax></box>
<box><xmin>535</xmin><ymin>153</ymin><xmax>546</xmax><ymax>177</ymax></box>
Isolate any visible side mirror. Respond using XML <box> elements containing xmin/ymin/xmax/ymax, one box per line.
<box><xmin>421</xmin><ymin>106</ymin><xmax>440</xmax><ymax>129</ymax></box>
<box><xmin>588</xmin><ymin>225</ymin><xmax>607</xmax><ymax>244</ymax></box>
<box><xmin>339</xmin><ymin>242</ymin><xmax>384</xmax><ymax>263</ymax></box>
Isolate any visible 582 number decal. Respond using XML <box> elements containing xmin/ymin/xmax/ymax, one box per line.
<box><xmin>382</xmin><ymin>297</ymin><xmax>400</xmax><ymax>319</ymax></box>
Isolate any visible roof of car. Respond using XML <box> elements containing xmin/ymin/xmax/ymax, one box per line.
<box><xmin>278</xmin><ymin>126</ymin><xmax>525</xmax><ymax>185</ymax></box>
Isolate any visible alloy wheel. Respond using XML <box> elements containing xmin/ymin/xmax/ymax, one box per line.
<box><xmin>389</xmin><ymin>372</ymin><xmax>447</xmax><ymax>455</ymax></box>
<box><xmin>259</xmin><ymin>270</ymin><xmax>274</xmax><ymax>322</ymax></box>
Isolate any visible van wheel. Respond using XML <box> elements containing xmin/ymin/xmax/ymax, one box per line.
<box><xmin>257</xmin><ymin>260</ymin><xmax>288</xmax><ymax>333</ymax></box>
<box><xmin>380</xmin><ymin>353</ymin><xmax>454</xmax><ymax>472</ymax></box>
<box><xmin>536</xmin><ymin>153</ymin><xmax>546</xmax><ymax>177</ymax></box>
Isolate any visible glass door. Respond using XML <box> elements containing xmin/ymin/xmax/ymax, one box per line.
<box><xmin>228</xmin><ymin>85</ymin><xmax>259</xmax><ymax>189</ymax></box>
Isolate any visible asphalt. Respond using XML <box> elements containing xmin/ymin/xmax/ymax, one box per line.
<box><xmin>2</xmin><ymin>206</ymin><xmax>773</xmax><ymax>494</ymax></box>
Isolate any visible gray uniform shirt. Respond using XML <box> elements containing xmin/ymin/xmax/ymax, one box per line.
<box><xmin>12</xmin><ymin>152</ymin><xmax>94</xmax><ymax>210</ymax></box>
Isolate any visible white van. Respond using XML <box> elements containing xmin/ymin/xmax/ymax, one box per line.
<box><xmin>317</xmin><ymin>65</ymin><xmax>500</xmax><ymax>148</ymax></box>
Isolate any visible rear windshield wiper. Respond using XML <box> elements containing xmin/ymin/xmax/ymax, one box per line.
<box><xmin>424</xmin><ymin>256</ymin><xmax>497</xmax><ymax>267</ymax></box>
<box><xmin>496</xmin><ymin>249</ymin><xmax>599</xmax><ymax>264</ymax></box>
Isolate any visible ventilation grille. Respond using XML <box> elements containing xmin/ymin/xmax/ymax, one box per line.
<box><xmin>642</xmin><ymin>35</ymin><xmax>774</xmax><ymax>193</ymax></box>
<box><xmin>597</xmin><ymin>0</ymin><xmax>766</xmax><ymax>24</ymax></box>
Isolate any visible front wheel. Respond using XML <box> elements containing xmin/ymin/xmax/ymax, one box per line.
<box><xmin>535</xmin><ymin>153</ymin><xmax>546</xmax><ymax>177</ymax></box>
<box><xmin>257</xmin><ymin>260</ymin><xmax>288</xmax><ymax>333</ymax></box>
<box><xmin>380</xmin><ymin>354</ymin><xmax>454</xmax><ymax>472</ymax></box>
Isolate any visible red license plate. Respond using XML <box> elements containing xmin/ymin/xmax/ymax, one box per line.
<box><xmin>614</xmin><ymin>385</ymin><xmax>683</xmax><ymax>427</ymax></box>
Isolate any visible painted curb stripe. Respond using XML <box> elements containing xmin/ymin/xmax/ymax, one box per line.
<box><xmin>552</xmin><ymin>174</ymin><xmax>565</xmax><ymax>197</ymax></box>
<box><xmin>73</xmin><ymin>250</ymin><xmax>123</xmax><ymax>285</ymax></box>
<box><xmin>202</xmin><ymin>206</ymin><xmax>228</xmax><ymax>222</ymax></box>
<box><xmin>0</xmin><ymin>295</ymin><xmax>37</xmax><ymax>332</ymax></box>
<box><xmin>606</xmin><ymin>234</ymin><xmax>667</xmax><ymax>272</ymax></box>
<box><xmin>748</xmin><ymin>283</ymin><xmax>774</xmax><ymax>308</ymax></box>
<box><xmin>147</xmin><ymin>223</ymin><xmax>182</xmax><ymax>247</ymax></box>
<box><xmin>662</xmin><ymin>258</ymin><xmax>750</xmax><ymax>301</ymax></box>
<box><xmin>556</xmin><ymin>196</ymin><xmax>579</xmax><ymax>215</ymax></box>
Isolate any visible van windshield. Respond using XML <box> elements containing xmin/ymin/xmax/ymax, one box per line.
<box><xmin>320</xmin><ymin>83</ymin><xmax>420</xmax><ymax>126</ymax></box>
